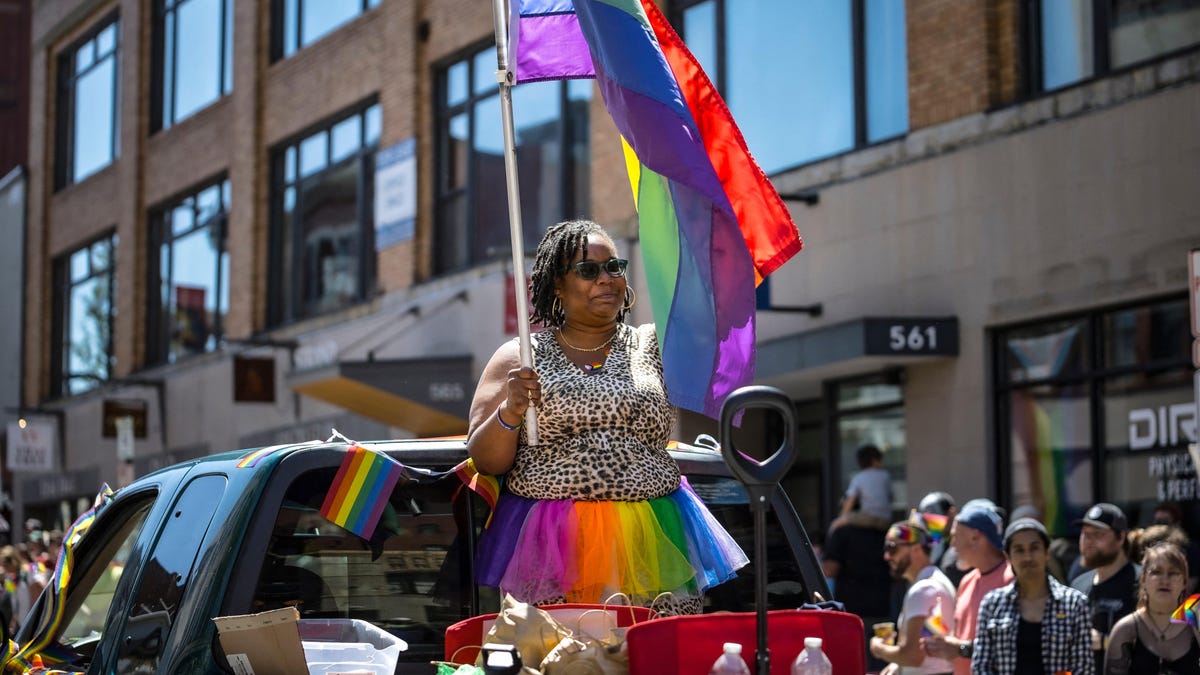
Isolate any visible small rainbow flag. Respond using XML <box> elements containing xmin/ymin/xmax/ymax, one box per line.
<box><xmin>1172</xmin><ymin>593</ymin><xmax>1200</xmax><ymax>626</ymax></box>
<box><xmin>924</xmin><ymin>596</ymin><xmax>949</xmax><ymax>637</ymax></box>
<box><xmin>910</xmin><ymin>510</ymin><xmax>949</xmax><ymax>543</ymax></box>
<box><xmin>319</xmin><ymin>444</ymin><xmax>406</xmax><ymax>539</ymax></box>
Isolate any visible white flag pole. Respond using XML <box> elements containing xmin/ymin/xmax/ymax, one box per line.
<box><xmin>491</xmin><ymin>0</ymin><xmax>538</xmax><ymax>444</ymax></box>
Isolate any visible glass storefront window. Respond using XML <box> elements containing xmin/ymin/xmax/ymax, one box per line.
<box><xmin>1003</xmin><ymin>318</ymin><xmax>1088</xmax><ymax>383</ymax></box>
<box><xmin>1102</xmin><ymin>298</ymin><xmax>1190</xmax><ymax>369</ymax></box>
<box><xmin>995</xmin><ymin>295</ymin><xmax>1192</xmax><ymax>538</ymax></box>
<box><xmin>832</xmin><ymin>374</ymin><xmax>906</xmax><ymax>517</ymax></box>
<box><xmin>1007</xmin><ymin>385</ymin><xmax>1093</xmax><ymax>535</ymax></box>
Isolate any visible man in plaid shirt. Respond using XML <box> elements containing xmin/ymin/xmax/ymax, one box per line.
<box><xmin>973</xmin><ymin>518</ymin><xmax>1093</xmax><ymax>675</ymax></box>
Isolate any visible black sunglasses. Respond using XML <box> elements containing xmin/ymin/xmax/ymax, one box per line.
<box><xmin>884</xmin><ymin>542</ymin><xmax>917</xmax><ymax>554</ymax></box>
<box><xmin>564</xmin><ymin>257</ymin><xmax>628</xmax><ymax>281</ymax></box>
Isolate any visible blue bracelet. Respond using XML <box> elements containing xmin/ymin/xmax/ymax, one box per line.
<box><xmin>495</xmin><ymin>405</ymin><xmax>520</xmax><ymax>431</ymax></box>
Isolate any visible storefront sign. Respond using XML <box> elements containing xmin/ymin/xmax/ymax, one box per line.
<box><xmin>374</xmin><ymin>138</ymin><xmax>416</xmax><ymax>250</ymax></box>
<box><xmin>863</xmin><ymin>318</ymin><xmax>958</xmax><ymax>356</ymax></box>
<box><xmin>23</xmin><ymin>466</ymin><xmax>99</xmax><ymax>503</ymax></box>
<box><xmin>1129</xmin><ymin>403</ymin><xmax>1197</xmax><ymax>450</ymax></box>
<box><xmin>1150</xmin><ymin>452</ymin><xmax>1198</xmax><ymax>502</ymax></box>
<box><xmin>6</xmin><ymin>421</ymin><xmax>55</xmax><ymax>472</ymax></box>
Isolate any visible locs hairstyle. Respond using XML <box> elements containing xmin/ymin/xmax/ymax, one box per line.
<box><xmin>529</xmin><ymin>219</ymin><xmax>634</xmax><ymax>327</ymax></box>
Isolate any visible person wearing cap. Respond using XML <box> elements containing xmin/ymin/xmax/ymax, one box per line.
<box><xmin>1070</xmin><ymin>503</ymin><xmax>1138</xmax><ymax>674</ymax></box>
<box><xmin>973</xmin><ymin>518</ymin><xmax>1093</xmax><ymax>675</ymax></box>
<box><xmin>870</xmin><ymin>522</ymin><xmax>956</xmax><ymax>675</ymax></box>
<box><xmin>923</xmin><ymin>504</ymin><xmax>1013</xmax><ymax>675</ymax></box>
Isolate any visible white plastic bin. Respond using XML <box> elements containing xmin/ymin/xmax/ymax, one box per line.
<box><xmin>298</xmin><ymin>618</ymin><xmax>407</xmax><ymax>675</ymax></box>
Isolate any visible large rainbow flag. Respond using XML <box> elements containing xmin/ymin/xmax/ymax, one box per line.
<box><xmin>511</xmin><ymin>0</ymin><xmax>802</xmax><ymax>418</ymax></box>
<box><xmin>320</xmin><ymin>444</ymin><xmax>406</xmax><ymax>538</ymax></box>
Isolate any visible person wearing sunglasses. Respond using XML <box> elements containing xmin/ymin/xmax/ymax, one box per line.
<box><xmin>466</xmin><ymin>219</ymin><xmax>747</xmax><ymax>615</ymax></box>
<box><xmin>870</xmin><ymin>521</ymin><xmax>958</xmax><ymax>675</ymax></box>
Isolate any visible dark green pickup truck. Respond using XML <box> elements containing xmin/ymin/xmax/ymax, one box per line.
<box><xmin>11</xmin><ymin>436</ymin><xmax>826</xmax><ymax>674</ymax></box>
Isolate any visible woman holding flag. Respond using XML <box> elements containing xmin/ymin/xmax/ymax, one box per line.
<box><xmin>466</xmin><ymin>219</ymin><xmax>748</xmax><ymax>614</ymax></box>
<box><xmin>1103</xmin><ymin>542</ymin><xmax>1200</xmax><ymax>675</ymax></box>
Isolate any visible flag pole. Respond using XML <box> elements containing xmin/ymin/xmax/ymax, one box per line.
<box><xmin>491</xmin><ymin>0</ymin><xmax>538</xmax><ymax>444</ymax></box>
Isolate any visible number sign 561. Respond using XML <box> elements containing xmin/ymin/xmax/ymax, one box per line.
<box><xmin>889</xmin><ymin>325</ymin><xmax>938</xmax><ymax>352</ymax></box>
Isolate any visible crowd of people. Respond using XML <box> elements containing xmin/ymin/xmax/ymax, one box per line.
<box><xmin>0</xmin><ymin>520</ymin><xmax>62</xmax><ymax>639</ymax></box>
<box><xmin>822</xmin><ymin>450</ymin><xmax>1200</xmax><ymax>675</ymax></box>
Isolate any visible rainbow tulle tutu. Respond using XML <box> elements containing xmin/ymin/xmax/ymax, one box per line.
<box><xmin>476</xmin><ymin>478</ymin><xmax>748</xmax><ymax>606</ymax></box>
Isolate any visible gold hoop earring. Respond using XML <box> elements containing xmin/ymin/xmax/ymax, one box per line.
<box><xmin>551</xmin><ymin>296</ymin><xmax>564</xmax><ymax>322</ymax></box>
<box><xmin>623</xmin><ymin>287</ymin><xmax>637</xmax><ymax>312</ymax></box>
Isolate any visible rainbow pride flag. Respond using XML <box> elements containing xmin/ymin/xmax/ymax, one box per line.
<box><xmin>1172</xmin><ymin>593</ymin><xmax>1200</xmax><ymax>626</ymax></box>
<box><xmin>319</xmin><ymin>444</ymin><xmax>406</xmax><ymax>538</ymax></box>
<box><xmin>910</xmin><ymin>510</ymin><xmax>949</xmax><ymax>543</ymax></box>
<box><xmin>924</xmin><ymin>596</ymin><xmax>949</xmax><ymax>637</ymax></box>
<box><xmin>511</xmin><ymin>0</ymin><xmax>802</xmax><ymax>418</ymax></box>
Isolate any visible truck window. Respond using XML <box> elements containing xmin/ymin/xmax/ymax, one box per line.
<box><xmin>54</xmin><ymin>497</ymin><xmax>154</xmax><ymax>659</ymax></box>
<box><xmin>116</xmin><ymin>474</ymin><xmax>227</xmax><ymax>672</ymax></box>
<box><xmin>686</xmin><ymin>475</ymin><xmax>807</xmax><ymax>611</ymax></box>
<box><xmin>251</xmin><ymin>468</ymin><xmax>485</xmax><ymax>664</ymax></box>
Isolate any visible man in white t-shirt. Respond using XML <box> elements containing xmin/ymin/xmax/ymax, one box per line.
<box><xmin>870</xmin><ymin>521</ymin><xmax>957</xmax><ymax>675</ymax></box>
<box><xmin>832</xmin><ymin>444</ymin><xmax>892</xmax><ymax>531</ymax></box>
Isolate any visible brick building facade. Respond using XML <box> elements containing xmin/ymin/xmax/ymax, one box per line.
<box><xmin>15</xmin><ymin>0</ymin><xmax>1200</xmax><ymax>540</ymax></box>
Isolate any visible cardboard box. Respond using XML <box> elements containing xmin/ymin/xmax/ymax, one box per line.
<box><xmin>214</xmin><ymin>607</ymin><xmax>310</xmax><ymax>675</ymax></box>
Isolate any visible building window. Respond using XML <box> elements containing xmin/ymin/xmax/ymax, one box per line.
<box><xmin>269</xmin><ymin>102</ymin><xmax>380</xmax><ymax>326</ymax></box>
<box><xmin>53</xmin><ymin>234</ymin><xmax>117</xmax><ymax>396</ymax></box>
<box><xmin>994</xmin><ymin>296</ymin><xmax>1193</xmax><ymax>537</ymax></box>
<box><xmin>433</xmin><ymin>44</ymin><xmax>592</xmax><ymax>275</ymax></box>
<box><xmin>1029</xmin><ymin>0</ymin><xmax>1200</xmax><ymax>92</ymax></box>
<box><xmin>673</xmin><ymin>0</ymin><xmax>908</xmax><ymax>174</ymax></box>
<box><xmin>273</xmin><ymin>0</ymin><xmax>381</xmax><ymax>60</ymax></box>
<box><xmin>56</xmin><ymin>14</ymin><xmax>120</xmax><ymax>188</ymax></box>
<box><xmin>153</xmin><ymin>0</ymin><xmax>233</xmax><ymax>130</ymax></box>
<box><xmin>827</xmin><ymin>372</ymin><xmax>906</xmax><ymax>519</ymax></box>
<box><xmin>149</xmin><ymin>178</ymin><xmax>230</xmax><ymax>363</ymax></box>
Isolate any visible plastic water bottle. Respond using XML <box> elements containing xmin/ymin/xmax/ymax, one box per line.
<box><xmin>791</xmin><ymin>637</ymin><xmax>833</xmax><ymax>675</ymax></box>
<box><xmin>709</xmin><ymin>642</ymin><xmax>751</xmax><ymax>675</ymax></box>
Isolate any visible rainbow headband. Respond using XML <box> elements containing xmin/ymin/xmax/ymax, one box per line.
<box><xmin>887</xmin><ymin>523</ymin><xmax>929</xmax><ymax>546</ymax></box>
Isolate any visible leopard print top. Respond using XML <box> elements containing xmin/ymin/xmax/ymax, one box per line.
<box><xmin>506</xmin><ymin>322</ymin><xmax>680</xmax><ymax>501</ymax></box>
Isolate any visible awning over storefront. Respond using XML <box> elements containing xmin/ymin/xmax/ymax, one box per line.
<box><xmin>287</xmin><ymin>356</ymin><xmax>474</xmax><ymax>437</ymax></box>
<box><xmin>757</xmin><ymin>317</ymin><xmax>959</xmax><ymax>397</ymax></box>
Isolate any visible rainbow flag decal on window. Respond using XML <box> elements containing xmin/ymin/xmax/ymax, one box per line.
<box><xmin>320</xmin><ymin>444</ymin><xmax>406</xmax><ymax>539</ymax></box>
<box><xmin>511</xmin><ymin>0</ymin><xmax>803</xmax><ymax>419</ymax></box>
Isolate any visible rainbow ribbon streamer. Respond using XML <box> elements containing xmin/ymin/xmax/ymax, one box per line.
<box><xmin>511</xmin><ymin>0</ymin><xmax>802</xmax><ymax>419</ymax></box>
<box><xmin>1172</xmin><ymin>593</ymin><xmax>1200</xmax><ymax>626</ymax></box>
<box><xmin>319</xmin><ymin>444</ymin><xmax>407</xmax><ymax>539</ymax></box>
<box><xmin>1</xmin><ymin>484</ymin><xmax>113</xmax><ymax>674</ymax></box>
<box><xmin>452</xmin><ymin>458</ymin><xmax>502</xmax><ymax>527</ymax></box>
